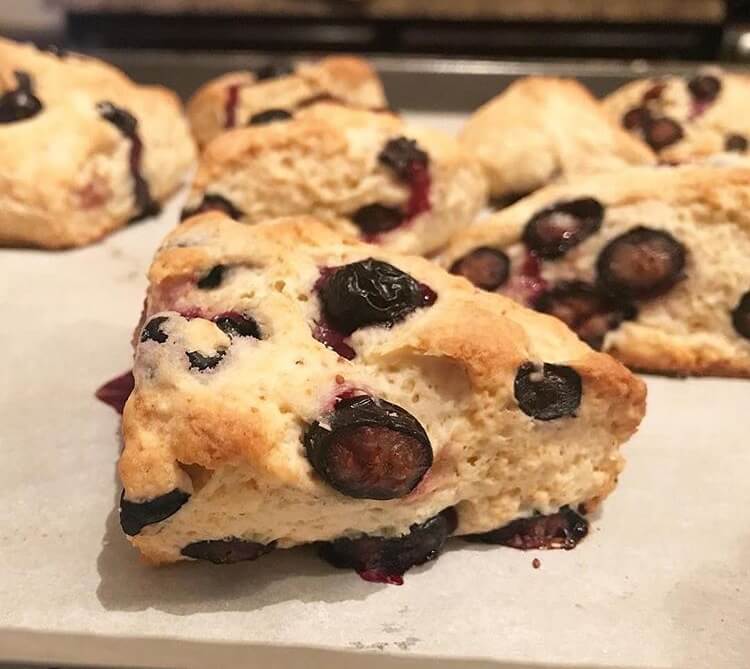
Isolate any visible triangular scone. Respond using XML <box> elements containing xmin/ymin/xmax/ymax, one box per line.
<box><xmin>440</xmin><ymin>165</ymin><xmax>750</xmax><ymax>378</ymax></box>
<box><xmin>119</xmin><ymin>212</ymin><xmax>644</xmax><ymax>573</ymax></box>
<box><xmin>604</xmin><ymin>69</ymin><xmax>750</xmax><ymax>163</ymax></box>
<box><xmin>187</xmin><ymin>55</ymin><xmax>387</xmax><ymax>148</ymax></box>
<box><xmin>181</xmin><ymin>104</ymin><xmax>487</xmax><ymax>257</ymax></box>
<box><xmin>0</xmin><ymin>37</ymin><xmax>195</xmax><ymax>249</ymax></box>
<box><xmin>460</xmin><ymin>77</ymin><xmax>655</xmax><ymax>202</ymax></box>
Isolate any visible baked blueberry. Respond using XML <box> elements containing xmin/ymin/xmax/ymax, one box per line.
<box><xmin>687</xmin><ymin>74</ymin><xmax>721</xmax><ymax>102</ymax></box>
<box><xmin>596</xmin><ymin>226</ymin><xmax>686</xmax><ymax>299</ymax></box>
<box><xmin>351</xmin><ymin>203</ymin><xmax>403</xmax><ymax>237</ymax></box>
<box><xmin>522</xmin><ymin>198</ymin><xmax>604</xmax><ymax>259</ymax></box>
<box><xmin>186</xmin><ymin>349</ymin><xmax>226</xmax><ymax>371</ymax></box>
<box><xmin>181</xmin><ymin>538</ymin><xmax>276</xmax><ymax>564</ymax></box>
<box><xmin>622</xmin><ymin>106</ymin><xmax>652</xmax><ymax>132</ymax></box>
<box><xmin>214</xmin><ymin>312</ymin><xmax>262</xmax><ymax>339</ymax></box>
<box><xmin>319</xmin><ymin>258</ymin><xmax>435</xmax><ymax>334</ymax></box>
<box><xmin>731</xmin><ymin>290</ymin><xmax>750</xmax><ymax>340</ymax></box>
<box><xmin>120</xmin><ymin>489</ymin><xmax>190</xmax><ymax>536</ymax></box>
<box><xmin>644</xmin><ymin>117</ymin><xmax>684</xmax><ymax>151</ymax></box>
<box><xmin>252</xmin><ymin>62</ymin><xmax>294</xmax><ymax>81</ymax></box>
<box><xmin>181</xmin><ymin>194</ymin><xmax>245</xmax><ymax>222</ymax></box>
<box><xmin>319</xmin><ymin>508</ymin><xmax>456</xmax><ymax>582</ymax></box>
<box><xmin>725</xmin><ymin>133</ymin><xmax>749</xmax><ymax>153</ymax></box>
<box><xmin>248</xmin><ymin>108</ymin><xmax>293</xmax><ymax>126</ymax></box>
<box><xmin>140</xmin><ymin>316</ymin><xmax>169</xmax><ymax>344</ymax></box>
<box><xmin>642</xmin><ymin>82</ymin><xmax>665</xmax><ymax>102</ymax></box>
<box><xmin>535</xmin><ymin>281</ymin><xmax>636</xmax><ymax>350</ymax></box>
<box><xmin>97</xmin><ymin>100</ymin><xmax>158</xmax><ymax>219</ymax></box>
<box><xmin>514</xmin><ymin>362</ymin><xmax>582</xmax><ymax>421</ymax></box>
<box><xmin>449</xmin><ymin>247</ymin><xmax>510</xmax><ymax>291</ymax></box>
<box><xmin>0</xmin><ymin>71</ymin><xmax>42</xmax><ymax>124</ymax></box>
<box><xmin>466</xmin><ymin>506</ymin><xmax>588</xmax><ymax>550</ymax></box>
<box><xmin>304</xmin><ymin>395</ymin><xmax>433</xmax><ymax>500</ymax></box>
<box><xmin>197</xmin><ymin>264</ymin><xmax>226</xmax><ymax>290</ymax></box>
<box><xmin>378</xmin><ymin>137</ymin><xmax>429</xmax><ymax>180</ymax></box>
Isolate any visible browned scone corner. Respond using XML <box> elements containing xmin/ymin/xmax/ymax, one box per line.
<box><xmin>0</xmin><ymin>37</ymin><xmax>196</xmax><ymax>249</ymax></box>
<box><xmin>187</xmin><ymin>55</ymin><xmax>387</xmax><ymax>148</ymax></box>
<box><xmin>439</xmin><ymin>164</ymin><xmax>750</xmax><ymax>378</ymax></box>
<box><xmin>180</xmin><ymin>103</ymin><xmax>487</xmax><ymax>257</ymax></box>
<box><xmin>118</xmin><ymin>211</ymin><xmax>645</xmax><ymax>577</ymax></box>
<box><xmin>460</xmin><ymin>76</ymin><xmax>655</xmax><ymax>205</ymax></box>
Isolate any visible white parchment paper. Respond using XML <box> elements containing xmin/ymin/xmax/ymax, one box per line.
<box><xmin>0</xmin><ymin>113</ymin><xmax>748</xmax><ymax>669</ymax></box>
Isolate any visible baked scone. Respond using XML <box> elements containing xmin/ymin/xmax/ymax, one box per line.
<box><xmin>181</xmin><ymin>104</ymin><xmax>487</xmax><ymax>256</ymax></box>
<box><xmin>440</xmin><ymin>165</ymin><xmax>750</xmax><ymax>377</ymax></box>
<box><xmin>604</xmin><ymin>70</ymin><xmax>750</xmax><ymax>163</ymax></box>
<box><xmin>0</xmin><ymin>37</ymin><xmax>196</xmax><ymax>249</ymax></box>
<box><xmin>187</xmin><ymin>56</ymin><xmax>387</xmax><ymax>148</ymax></box>
<box><xmin>460</xmin><ymin>77</ymin><xmax>655</xmax><ymax>203</ymax></box>
<box><xmin>118</xmin><ymin>212</ymin><xmax>645</xmax><ymax>576</ymax></box>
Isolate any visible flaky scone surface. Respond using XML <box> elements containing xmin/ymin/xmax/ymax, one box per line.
<box><xmin>0</xmin><ymin>37</ymin><xmax>196</xmax><ymax>249</ymax></box>
<box><xmin>120</xmin><ymin>212</ymin><xmax>645</xmax><ymax>564</ymax></box>
<box><xmin>440</xmin><ymin>165</ymin><xmax>750</xmax><ymax>377</ymax></box>
<box><xmin>187</xmin><ymin>55</ymin><xmax>387</xmax><ymax>148</ymax></box>
<box><xmin>183</xmin><ymin>104</ymin><xmax>487</xmax><ymax>256</ymax></box>
<box><xmin>460</xmin><ymin>77</ymin><xmax>655</xmax><ymax>199</ymax></box>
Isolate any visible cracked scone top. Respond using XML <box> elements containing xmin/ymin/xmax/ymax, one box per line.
<box><xmin>440</xmin><ymin>164</ymin><xmax>750</xmax><ymax>378</ymax></box>
<box><xmin>604</xmin><ymin>70</ymin><xmax>750</xmax><ymax>163</ymax></box>
<box><xmin>460</xmin><ymin>77</ymin><xmax>655</xmax><ymax>203</ymax></box>
<box><xmin>182</xmin><ymin>103</ymin><xmax>487</xmax><ymax>257</ymax></box>
<box><xmin>0</xmin><ymin>37</ymin><xmax>196</xmax><ymax>249</ymax></box>
<box><xmin>187</xmin><ymin>55</ymin><xmax>387</xmax><ymax>148</ymax></box>
<box><xmin>119</xmin><ymin>212</ymin><xmax>645</xmax><ymax>573</ymax></box>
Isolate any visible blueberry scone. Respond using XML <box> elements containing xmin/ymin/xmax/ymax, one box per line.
<box><xmin>604</xmin><ymin>70</ymin><xmax>750</xmax><ymax>163</ymax></box>
<box><xmin>187</xmin><ymin>56</ymin><xmax>387</xmax><ymax>148</ymax></box>
<box><xmin>181</xmin><ymin>104</ymin><xmax>487</xmax><ymax>256</ymax></box>
<box><xmin>118</xmin><ymin>211</ymin><xmax>645</xmax><ymax>577</ymax></box>
<box><xmin>441</xmin><ymin>165</ymin><xmax>750</xmax><ymax>378</ymax></box>
<box><xmin>0</xmin><ymin>37</ymin><xmax>196</xmax><ymax>249</ymax></box>
<box><xmin>460</xmin><ymin>77</ymin><xmax>655</xmax><ymax>205</ymax></box>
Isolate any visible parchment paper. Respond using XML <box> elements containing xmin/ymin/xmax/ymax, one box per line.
<box><xmin>0</xmin><ymin>112</ymin><xmax>748</xmax><ymax>669</ymax></box>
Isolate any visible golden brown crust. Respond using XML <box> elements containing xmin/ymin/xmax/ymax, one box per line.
<box><xmin>440</xmin><ymin>164</ymin><xmax>750</xmax><ymax>378</ymax></box>
<box><xmin>186</xmin><ymin>55</ymin><xmax>387</xmax><ymax>148</ymax></box>
<box><xmin>120</xmin><ymin>212</ymin><xmax>645</xmax><ymax>563</ymax></box>
<box><xmin>460</xmin><ymin>76</ymin><xmax>655</xmax><ymax>198</ymax></box>
<box><xmin>0</xmin><ymin>37</ymin><xmax>196</xmax><ymax>249</ymax></box>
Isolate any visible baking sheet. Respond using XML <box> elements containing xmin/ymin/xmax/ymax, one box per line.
<box><xmin>1</xmin><ymin>112</ymin><xmax>749</xmax><ymax>669</ymax></box>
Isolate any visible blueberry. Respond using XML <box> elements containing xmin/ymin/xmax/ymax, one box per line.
<box><xmin>181</xmin><ymin>194</ymin><xmax>245</xmax><ymax>222</ymax></box>
<box><xmin>304</xmin><ymin>395</ymin><xmax>433</xmax><ymax>500</ymax></box>
<box><xmin>320</xmin><ymin>508</ymin><xmax>457</xmax><ymax>580</ymax></box>
<box><xmin>186</xmin><ymin>349</ymin><xmax>226</xmax><ymax>371</ymax></box>
<box><xmin>0</xmin><ymin>71</ymin><xmax>42</xmax><ymax>124</ymax></box>
<box><xmin>351</xmin><ymin>203</ymin><xmax>404</xmax><ymax>236</ymax></box>
<box><xmin>725</xmin><ymin>133</ymin><xmax>748</xmax><ymax>153</ymax></box>
<box><xmin>535</xmin><ymin>281</ymin><xmax>636</xmax><ymax>350</ymax></box>
<box><xmin>140</xmin><ymin>316</ymin><xmax>169</xmax><ymax>344</ymax></box>
<box><xmin>248</xmin><ymin>108</ymin><xmax>293</xmax><ymax>126</ymax></box>
<box><xmin>732</xmin><ymin>290</ymin><xmax>750</xmax><ymax>340</ymax></box>
<box><xmin>120</xmin><ymin>489</ymin><xmax>190</xmax><ymax>536</ymax></box>
<box><xmin>644</xmin><ymin>117</ymin><xmax>684</xmax><ymax>151</ymax></box>
<box><xmin>214</xmin><ymin>312</ymin><xmax>261</xmax><ymax>339</ymax></box>
<box><xmin>687</xmin><ymin>74</ymin><xmax>721</xmax><ymax>102</ymax></box>
<box><xmin>642</xmin><ymin>82</ymin><xmax>666</xmax><ymax>102</ymax></box>
<box><xmin>181</xmin><ymin>538</ymin><xmax>276</xmax><ymax>564</ymax></box>
<box><xmin>252</xmin><ymin>62</ymin><xmax>294</xmax><ymax>81</ymax></box>
<box><xmin>466</xmin><ymin>506</ymin><xmax>588</xmax><ymax>550</ymax></box>
<box><xmin>378</xmin><ymin>137</ymin><xmax>429</xmax><ymax>180</ymax></box>
<box><xmin>596</xmin><ymin>226</ymin><xmax>686</xmax><ymax>299</ymax></box>
<box><xmin>622</xmin><ymin>106</ymin><xmax>652</xmax><ymax>132</ymax></box>
<box><xmin>319</xmin><ymin>258</ymin><xmax>435</xmax><ymax>334</ymax></box>
<box><xmin>522</xmin><ymin>198</ymin><xmax>604</xmax><ymax>259</ymax></box>
<box><xmin>514</xmin><ymin>362</ymin><xmax>582</xmax><ymax>421</ymax></box>
<box><xmin>197</xmin><ymin>265</ymin><xmax>226</xmax><ymax>290</ymax></box>
<box><xmin>449</xmin><ymin>247</ymin><xmax>510</xmax><ymax>291</ymax></box>
<box><xmin>97</xmin><ymin>100</ymin><xmax>137</xmax><ymax>135</ymax></box>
